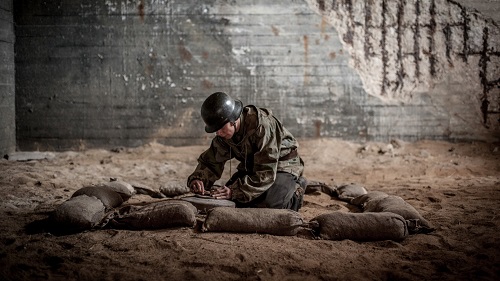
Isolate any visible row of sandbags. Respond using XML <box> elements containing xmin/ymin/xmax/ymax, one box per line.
<box><xmin>49</xmin><ymin>179</ymin><xmax>197</xmax><ymax>233</ymax></box>
<box><xmin>201</xmin><ymin>184</ymin><xmax>435</xmax><ymax>241</ymax></box>
<box><xmin>49</xmin><ymin>181</ymin><xmax>434</xmax><ymax>241</ymax></box>
<box><xmin>328</xmin><ymin>183</ymin><xmax>434</xmax><ymax>234</ymax></box>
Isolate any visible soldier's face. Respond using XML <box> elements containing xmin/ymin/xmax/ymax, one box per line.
<box><xmin>216</xmin><ymin>122</ymin><xmax>235</xmax><ymax>139</ymax></box>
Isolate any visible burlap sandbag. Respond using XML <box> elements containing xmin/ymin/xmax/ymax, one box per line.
<box><xmin>181</xmin><ymin>196</ymin><xmax>235</xmax><ymax>214</ymax></box>
<box><xmin>131</xmin><ymin>182</ymin><xmax>166</xmax><ymax>198</ymax></box>
<box><xmin>362</xmin><ymin>195</ymin><xmax>434</xmax><ymax>233</ymax></box>
<box><xmin>94</xmin><ymin>180</ymin><xmax>135</xmax><ymax>201</ymax></box>
<box><xmin>159</xmin><ymin>181</ymin><xmax>191</xmax><ymax>197</ymax></box>
<box><xmin>335</xmin><ymin>183</ymin><xmax>368</xmax><ymax>202</ymax></box>
<box><xmin>350</xmin><ymin>191</ymin><xmax>389</xmax><ymax>206</ymax></box>
<box><xmin>72</xmin><ymin>185</ymin><xmax>124</xmax><ymax>209</ymax></box>
<box><xmin>304</xmin><ymin>181</ymin><xmax>337</xmax><ymax>197</ymax></box>
<box><xmin>105</xmin><ymin>200</ymin><xmax>197</xmax><ymax>230</ymax></box>
<box><xmin>51</xmin><ymin>195</ymin><xmax>106</xmax><ymax>233</ymax></box>
<box><xmin>310</xmin><ymin>211</ymin><xmax>408</xmax><ymax>241</ymax></box>
<box><xmin>202</xmin><ymin>207</ymin><xmax>304</xmax><ymax>236</ymax></box>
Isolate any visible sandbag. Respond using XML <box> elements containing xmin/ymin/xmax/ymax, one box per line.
<box><xmin>72</xmin><ymin>185</ymin><xmax>123</xmax><ymax>209</ymax></box>
<box><xmin>202</xmin><ymin>207</ymin><xmax>303</xmax><ymax>236</ymax></box>
<box><xmin>131</xmin><ymin>182</ymin><xmax>166</xmax><ymax>198</ymax></box>
<box><xmin>105</xmin><ymin>200</ymin><xmax>197</xmax><ymax>230</ymax></box>
<box><xmin>335</xmin><ymin>183</ymin><xmax>367</xmax><ymax>202</ymax></box>
<box><xmin>304</xmin><ymin>181</ymin><xmax>337</xmax><ymax>196</ymax></box>
<box><xmin>310</xmin><ymin>211</ymin><xmax>408</xmax><ymax>241</ymax></box>
<box><xmin>362</xmin><ymin>195</ymin><xmax>434</xmax><ymax>233</ymax></box>
<box><xmin>181</xmin><ymin>196</ymin><xmax>235</xmax><ymax>214</ymax></box>
<box><xmin>350</xmin><ymin>191</ymin><xmax>389</xmax><ymax>206</ymax></box>
<box><xmin>160</xmin><ymin>181</ymin><xmax>191</xmax><ymax>197</ymax></box>
<box><xmin>50</xmin><ymin>195</ymin><xmax>106</xmax><ymax>233</ymax></box>
<box><xmin>94</xmin><ymin>180</ymin><xmax>135</xmax><ymax>201</ymax></box>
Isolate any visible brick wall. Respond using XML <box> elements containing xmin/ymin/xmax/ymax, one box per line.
<box><xmin>14</xmin><ymin>0</ymin><xmax>499</xmax><ymax>151</ymax></box>
<box><xmin>0</xmin><ymin>0</ymin><xmax>15</xmax><ymax>155</ymax></box>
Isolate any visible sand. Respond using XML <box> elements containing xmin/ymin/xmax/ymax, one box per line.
<box><xmin>0</xmin><ymin>138</ymin><xmax>499</xmax><ymax>280</ymax></box>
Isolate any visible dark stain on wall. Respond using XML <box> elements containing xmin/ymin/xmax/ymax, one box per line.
<box><xmin>364</xmin><ymin>0</ymin><xmax>374</xmax><ymax>60</ymax></box>
<box><xmin>480</xmin><ymin>27</ymin><xmax>489</xmax><ymax>99</ymax></box>
<box><xmin>314</xmin><ymin>120</ymin><xmax>322</xmax><ymax>137</ymax></box>
<box><xmin>202</xmin><ymin>79</ymin><xmax>214</xmax><ymax>89</ymax></box>
<box><xmin>443</xmin><ymin>24</ymin><xmax>453</xmax><ymax>65</ymax></box>
<box><xmin>138</xmin><ymin>0</ymin><xmax>145</xmax><ymax>23</ymax></box>
<box><xmin>479</xmin><ymin>26</ymin><xmax>500</xmax><ymax>126</ymax></box>
<box><xmin>396</xmin><ymin>0</ymin><xmax>405</xmax><ymax>92</ymax></box>
<box><xmin>342</xmin><ymin>0</ymin><xmax>354</xmax><ymax>45</ymax></box>
<box><xmin>428</xmin><ymin>0</ymin><xmax>437</xmax><ymax>77</ymax></box>
<box><xmin>460</xmin><ymin>6</ymin><xmax>470</xmax><ymax>62</ymax></box>
<box><xmin>330</xmin><ymin>0</ymin><xmax>338</xmax><ymax>11</ymax></box>
<box><xmin>342</xmin><ymin>30</ymin><xmax>354</xmax><ymax>45</ymax></box>
<box><xmin>481</xmin><ymin>98</ymin><xmax>490</xmax><ymax>125</ymax></box>
<box><xmin>414</xmin><ymin>0</ymin><xmax>421</xmax><ymax>79</ymax></box>
<box><xmin>381</xmin><ymin>0</ymin><xmax>388</xmax><ymax>96</ymax></box>
<box><xmin>271</xmin><ymin>25</ymin><xmax>279</xmax><ymax>36</ymax></box>
<box><xmin>303</xmin><ymin>35</ymin><xmax>309</xmax><ymax>60</ymax></box>
<box><xmin>220</xmin><ymin>17</ymin><xmax>230</xmax><ymax>26</ymax></box>
<box><xmin>316</xmin><ymin>0</ymin><xmax>325</xmax><ymax>12</ymax></box>
<box><xmin>178</xmin><ymin>42</ymin><xmax>193</xmax><ymax>62</ymax></box>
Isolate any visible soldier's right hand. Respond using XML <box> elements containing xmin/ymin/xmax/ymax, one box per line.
<box><xmin>190</xmin><ymin>180</ymin><xmax>205</xmax><ymax>194</ymax></box>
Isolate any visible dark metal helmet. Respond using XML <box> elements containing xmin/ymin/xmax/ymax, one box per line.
<box><xmin>201</xmin><ymin>92</ymin><xmax>243</xmax><ymax>133</ymax></box>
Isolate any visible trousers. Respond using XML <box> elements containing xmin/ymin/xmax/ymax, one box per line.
<box><xmin>227</xmin><ymin>171</ymin><xmax>304</xmax><ymax>211</ymax></box>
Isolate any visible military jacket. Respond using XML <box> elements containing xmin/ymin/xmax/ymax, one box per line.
<box><xmin>187</xmin><ymin>105</ymin><xmax>304</xmax><ymax>203</ymax></box>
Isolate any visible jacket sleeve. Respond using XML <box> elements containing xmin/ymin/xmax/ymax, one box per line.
<box><xmin>230</xmin><ymin>116</ymin><xmax>282</xmax><ymax>203</ymax></box>
<box><xmin>186</xmin><ymin>137</ymin><xmax>231</xmax><ymax>189</ymax></box>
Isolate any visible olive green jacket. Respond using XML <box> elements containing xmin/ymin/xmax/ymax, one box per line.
<box><xmin>187</xmin><ymin>105</ymin><xmax>304</xmax><ymax>203</ymax></box>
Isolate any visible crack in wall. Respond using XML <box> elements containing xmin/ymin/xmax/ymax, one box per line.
<box><xmin>443</xmin><ymin>24</ymin><xmax>452</xmax><ymax>64</ymax></box>
<box><xmin>413</xmin><ymin>0</ymin><xmax>421</xmax><ymax>80</ymax></box>
<box><xmin>460</xmin><ymin>5</ymin><xmax>470</xmax><ymax>62</ymax></box>
<box><xmin>381</xmin><ymin>0</ymin><xmax>388</xmax><ymax>96</ymax></box>
<box><xmin>364</xmin><ymin>0</ymin><xmax>374</xmax><ymax>60</ymax></box>
<box><xmin>396</xmin><ymin>0</ymin><xmax>405</xmax><ymax>92</ymax></box>
<box><xmin>429</xmin><ymin>0</ymin><xmax>437</xmax><ymax>77</ymax></box>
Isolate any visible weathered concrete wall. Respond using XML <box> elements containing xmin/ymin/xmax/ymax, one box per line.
<box><xmin>0</xmin><ymin>0</ymin><xmax>15</xmax><ymax>155</ymax></box>
<box><xmin>14</xmin><ymin>0</ymin><xmax>499</xmax><ymax>151</ymax></box>
<box><xmin>306</xmin><ymin>0</ymin><xmax>499</xmax><ymax>140</ymax></box>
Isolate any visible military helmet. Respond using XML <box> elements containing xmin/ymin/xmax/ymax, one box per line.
<box><xmin>201</xmin><ymin>92</ymin><xmax>243</xmax><ymax>133</ymax></box>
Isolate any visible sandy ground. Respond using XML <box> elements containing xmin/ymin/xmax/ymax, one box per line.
<box><xmin>0</xmin><ymin>138</ymin><xmax>499</xmax><ymax>281</ymax></box>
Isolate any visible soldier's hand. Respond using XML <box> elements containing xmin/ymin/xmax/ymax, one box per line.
<box><xmin>190</xmin><ymin>180</ymin><xmax>205</xmax><ymax>194</ymax></box>
<box><xmin>211</xmin><ymin>186</ymin><xmax>232</xmax><ymax>200</ymax></box>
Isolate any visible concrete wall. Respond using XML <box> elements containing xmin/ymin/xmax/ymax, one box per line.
<box><xmin>14</xmin><ymin>0</ymin><xmax>499</xmax><ymax>151</ymax></box>
<box><xmin>307</xmin><ymin>0</ymin><xmax>500</xmax><ymax>140</ymax></box>
<box><xmin>0</xmin><ymin>0</ymin><xmax>15</xmax><ymax>155</ymax></box>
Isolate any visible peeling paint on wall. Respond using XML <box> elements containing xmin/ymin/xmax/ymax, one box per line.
<box><xmin>306</xmin><ymin>0</ymin><xmax>499</xmax><ymax>121</ymax></box>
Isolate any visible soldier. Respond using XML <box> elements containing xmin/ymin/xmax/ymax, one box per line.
<box><xmin>187</xmin><ymin>92</ymin><xmax>306</xmax><ymax>211</ymax></box>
